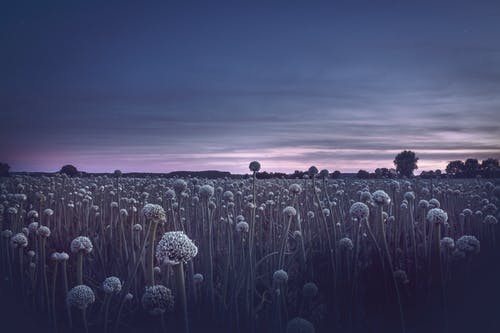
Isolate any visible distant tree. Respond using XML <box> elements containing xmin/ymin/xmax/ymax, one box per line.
<box><xmin>394</xmin><ymin>150</ymin><xmax>419</xmax><ymax>177</ymax></box>
<box><xmin>445</xmin><ymin>160</ymin><xmax>465</xmax><ymax>177</ymax></box>
<box><xmin>60</xmin><ymin>164</ymin><xmax>78</xmax><ymax>177</ymax></box>
<box><xmin>332</xmin><ymin>170</ymin><xmax>341</xmax><ymax>179</ymax></box>
<box><xmin>481</xmin><ymin>158</ymin><xmax>499</xmax><ymax>178</ymax></box>
<box><xmin>113</xmin><ymin>169</ymin><xmax>122</xmax><ymax>177</ymax></box>
<box><xmin>357</xmin><ymin>169</ymin><xmax>370</xmax><ymax>179</ymax></box>
<box><xmin>463</xmin><ymin>159</ymin><xmax>480</xmax><ymax>178</ymax></box>
<box><xmin>0</xmin><ymin>162</ymin><xmax>10</xmax><ymax>177</ymax></box>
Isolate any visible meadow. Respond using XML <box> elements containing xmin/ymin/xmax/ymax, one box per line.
<box><xmin>0</xmin><ymin>162</ymin><xmax>499</xmax><ymax>333</ymax></box>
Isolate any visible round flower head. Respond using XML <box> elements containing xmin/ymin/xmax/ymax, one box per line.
<box><xmin>28</xmin><ymin>222</ymin><xmax>39</xmax><ymax>233</ymax></box>
<box><xmin>27</xmin><ymin>210</ymin><xmax>39</xmax><ymax>219</ymax></box>
<box><xmin>484</xmin><ymin>215</ymin><xmax>498</xmax><ymax>225</ymax></box>
<box><xmin>307</xmin><ymin>211</ymin><xmax>315</xmax><ymax>219</ymax></box>
<box><xmin>349</xmin><ymin>202</ymin><xmax>369</xmax><ymax>220</ymax></box>
<box><xmin>286</xmin><ymin>317</ymin><xmax>315</xmax><ymax>333</ymax></box>
<box><xmin>426</xmin><ymin>208</ymin><xmax>448</xmax><ymax>225</ymax></box>
<box><xmin>273</xmin><ymin>269</ymin><xmax>288</xmax><ymax>284</ymax></box>
<box><xmin>11</xmin><ymin>233</ymin><xmax>28</xmax><ymax>248</ymax></box>
<box><xmin>59</xmin><ymin>252</ymin><xmax>70</xmax><ymax>261</ymax></box>
<box><xmin>236</xmin><ymin>221</ymin><xmax>249</xmax><ymax>233</ymax></box>
<box><xmin>418</xmin><ymin>200</ymin><xmax>429</xmax><ymax>209</ymax></box>
<box><xmin>156</xmin><ymin>231</ymin><xmax>198</xmax><ymax>265</ymax></box>
<box><xmin>360</xmin><ymin>191</ymin><xmax>372</xmax><ymax>202</ymax></box>
<box><xmin>142</xmin><ymin>204</ymin><xmax>166</xmax><ymax>223</ymax></box>
<box><xmin>249</xmin><ymin>161</ymin><xmax>261</xmax><ymax>172</ymax></box>
<box><xmin>70</xmin><ymin>236</ymin><xmax>93</xmax><ymax>254</ymax></box>
<box><xmin>283</xmin><ymin>206</ymin><xmax>297</xmax><ymax>217</ymax></box>
<box><xmin>223</xmin><ymin>191</ymin><xmax>234</xmax><ymax>201</ymax></box>
<box><xmin>193</xmin><ymin>273</ymin><xmax>204</xmax><ymax>284</ymax></box>
<box><xmin>37</xmin><ymin>226</ymin><xmax>51</xmax><ymax>238</ymax></box>
<box><xmin>141</xmin><ymin>285</ymin><xmax>174</xmax><ymax>316</ymax></box>
<box><xmin>440</xmin><ymin>237</ymin><xmax>455</xmax><ymax>251</ymax></box>
<box><xmin>319</xmin><ymin>169</ymin><xmax>329</xmax><ymax>179</ymax></box>
<box><xmin>404</xmin><ymin>191</ymin><xmax>415</xmax><ymax>201</ymax></box>
<box><xmin>2</xmin><ymin>229</ymin><xmax>13</xmax><ymax>239</ymax></box>
<box><xmin>456</xmin><ymin>235</ymin><xmax>480</xmax><ymax>254</ymax></box>
<box><xmin>372</xmin><ymin>190</ymin><xmax>391</xmax><ymax>206</ymax></box>
<box><xmin>428</xmin><ymin>198</ymin><xmax>440</xmax><ymax>208</ymax></box>
<box><xmin>103</xmin><ymin>276</ymin><xmax>122</xmax><ymax>294</ymax></box>
<box><xmin>133</xmin><ymin>224</ymin><xmax>143</xmax><ymax>232</ymax></box>
<box><xmin>339</xmin><ymin>237</ymin><xmax>354</xmax><ymax>251</ymax></box>
<box><xmin>173</xmin><ymin>179</ymin><xmax>187</xmax><ymax>193</ymax></box>
<box><xmin>462</xmin><ymin>208</ymin><xmax>473</xmax><ymax>217</ymax></box>
<box><xmin>199</xmin><ymin>185</ymin><xmax>214</xmax><ymax>199</ymax></box>
<box><xmin>67</xmin><ymin>285</ymin><xmax>95</xmax><ymax>309</ymax></box>
<box><xmin>119</xmin><ymin>208</ymin><xmax>128</xmax><ymax>217</ymax></box>
<box><xmin>289</xmin><ymin>183</ymin><xmax>302</xmax><ymax>195</ymax></box>
<box><xmin>43</xmin><ymin>208</ymin><xmax>54</xmax><ymax>216</ymax></box>
<box><xmin>302</xmin><ymin>282</ymin><xmax>318</xmax><ymax>298</ymax></box>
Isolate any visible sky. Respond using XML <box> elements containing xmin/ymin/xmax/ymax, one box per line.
<box><xmin>1</xmin><ymin>0</ymin><xmax>500</xmax><ymax>174</ymax></box>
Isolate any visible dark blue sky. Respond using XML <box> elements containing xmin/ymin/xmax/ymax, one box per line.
<box><xmin>1</xmin><ymin>0</ymin><xmax>499</xmax><ymax>173</ymax></box>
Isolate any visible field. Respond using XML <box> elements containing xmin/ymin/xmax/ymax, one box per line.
<box><xmin>1</xmin><ymin>163</ymin><xmax>499</xmax><ymax>333</ymax></box>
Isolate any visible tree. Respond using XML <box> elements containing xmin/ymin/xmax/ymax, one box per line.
<box><xmin>357</xmin><ymin>169</ymin><xmax>370</xmax><ymax>179</ymax></box>
<box><xmin>332</xmin><ymin>170</ymin><xmax>341</xmax><ymax>179</ymax></box>
<box><xmin>481</xmin><ymin>158</ymin><xmax>499</xmax><ymax>178</ymax></box>
<box><xmin>445</xmin><ymin>160</ymin><xmax>465</xmax><ymax>177</ymax></box>
<box><xmin>393</xmin><ymin>150</ymin><xmax>419</xmax><ymax>177</ymax></box>
<box><xmin>60</xmin><ymin>164</ymin><xmax>78</xmax><ymax>177</ymax></box>
<box><xmin>0</xmin><ymin>162</ymin><xmax>10</xmax><ymax>177</ymax></box>
<box><xmin>464</xmin><ymin>158</ymin><xmax>479</xmax><ymax>178</ymax></box>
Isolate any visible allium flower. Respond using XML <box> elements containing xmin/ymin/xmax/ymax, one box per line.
<box><xmin>372</xmin><ymin>190</ymin><xmax>391</xmax><ymax>206</ymax></box>
<box><xmin>67</xmin><ymin>285</ymin><xmax>95</xmax><ymax>309</ymax></box>
<box><xmin>456</xmin><ymin>235</ymin><xmax>480</xmax><ymax>254</ymax></box>
<box><xmin>286</xmin><ymin>317</ymin><xmax>315</xmax><ymax>333</ymax></box>
<box><xmin>289</xmin><ymin>184</ymin><xmax>302</xmax><ymax>195</ymax></box>
<box><xmin>322</xmin><ymin>208</ymin><xmax>330</xmax><ymax>216</ymax></box>
<box><xmin>273</xmin><ymin>269</ymin><xmax>288</xmax><ymax>284</ymax></box>
<box><xmin>349</xmin><ymin>202</ymin><xmax>369</xmax><ymax>220</ymax></box>
<box><xmin>11</xmin><ymin>233</ymin><xmax>28</xmax><ymax>248</ymax></box>
<box><xmin>141</xmin><ymin>285</ymin><xmax>174</xmax><ymax>316</ymax></box>
<box><xmin>165</xmin><ymin>189</ymin><xmax>176</xmax><ymax>200</ymax></box>
<box><xmin>307</xmin><ymin>211</ymin><xmax>315</xmax><ymax>219</ymax></box>
<box><xmin>223</xmin><ymin>191</ymin><xmax>234</xmax><ymax>201</ymax></box>
<box><xmin>28</xmin><ymin>222</ymin><xmax>39</xmax><ymax>233</ymax></box>
<box><xmin>249</xmin><ymin>161</ymin><xmax>261</xmax><ymax>172</ymax></box>
<box><xmin>199</xmin><ymin>185</ymin><xmax>214</xmax><ymax>199</ymax></box>
<box><xmin>70</xmin><ymin>236</ymin><xmax>93</xmax><ymax>254</ymax></box>
<box><xmin>36</xmin><ymin>226</ymin><xmax>51</xmax><ymax>238</ymax></box>
<box><xmin>133</xmin><ymin>224</ymin><xmax>143</xmax><ymax>232</ymax></box>
<box><xmin>156</xmin><ymin>231</ymin><xmax>198</xmax><ymax>265</ymax></box>
<box><xmin>283</xmin><ymin>206</ymin><xmax>297</xmax><ymax>217</ymax></box>
<box><xmin>404</xmin><ymin>192</ymin><xmax>415</xmax><ymax>201</ymax></box>
<box><xmin>339</xmin><ymin>237</ymin><xmax>354</xmax><ymax>251</ymax></box>
<box><xmin>440</xmin><ymin>237</ymin><xmax>455</xmax><ymax>251</ymax></box>
<box><xmin>418</xmin><ymin>200</ymin><xmax>429</xmax><ymax>209</ymax></box>
<box><xmin>426</xmin><ymin>208</ymin><xmax>448</xmax><ymax>225</ymax></box>
<box><xmin>142</xmin><ymin>204</ymin><xmax>166</xmax><ymax>223</ymax></box>
<box><xmin>27</xmin><ymin>210</ymin><xmax>39</xmax><ymax>219</ymax></box>
<box><xmin>2</xmin><ymin>230</ymin><xmax>13</xmax><ymax>239</ymax></box>
<box><xmin>428</xmin><ymin>198</ymin><xmax>440</xmax><ymax>208</ymax></box>
<box><xmin>462</xmin><ymin>208</ymin><xmax>473</xmax><ymax>217</ymax></box>
<box><xmin>193</xmin><ymin>273</ymin><xmax>204</xmax><ymax>284</ymax></box>
<box><xmin>173</xmin><ymin>179</ymin><xmax>187</xmax><ymax>193</ymax></box>
<box><xmin>484</xmin><ymin>215</ymin><xmax>498</xmax><ymax>225</ymax></box>
<box><xmin>360</xmin><ymin>191</ymin><xmax>372</xmax><ymax>202</ymax></box>
<box><xmin>103</xmin><ymin>276</ymin><xmax>122</xmax><ymax>294</ymax></box>
<box><xmin>302</xmin><ymin>282</ymin><xmax>318</xmax><ymax>298</ymax></box>
<box><xmin>43</xmin><ymin>208</ymin><xmax>54</xmax><ymax>216</ymax></box>
<box><xmin>236</xmin><ymin>221</ymin><xmax>249</xmax><ymax>233</ymax></box>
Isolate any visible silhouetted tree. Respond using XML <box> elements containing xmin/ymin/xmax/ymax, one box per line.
<box><xmin>394</xmin><ymin>150</ymin><xmax>419</xmax><ymax>177</ymax></box>
<box><xmin>0</xmin><ymin>162</ymin><xmax>10</xmax><ymax>177</ymax></box>
<box><xmin>114</xmin><ymin>169</ymin><xmax>122</xmax><ymax>177</ymax></box>
<box><xmin>464</xmin><ymin>158</ymin><xmax>479</xmax><ymax>178</ymax></box>
<box><xmin>332</xmin><ymin>170</ymin><xmax>341</xmax><ymax>179</ymax></box>
<box><xmin>446</xmin><ymin>160</ymin><xmax>465</xmax><ymax>177</ymax></box>
<box><xmin>60</xmin><ymin>164</ymin><xmax>78</xmax><ymax>177</ymax></box>
<box><xmin>481</xmin><ymin>158</ymin><xmax>499</xmax><ymax>178</ymax></box>
<box><xmin>357</xmin><ymin>169</ymin><xmax>370</xmax><ymax>179</ymax></box>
